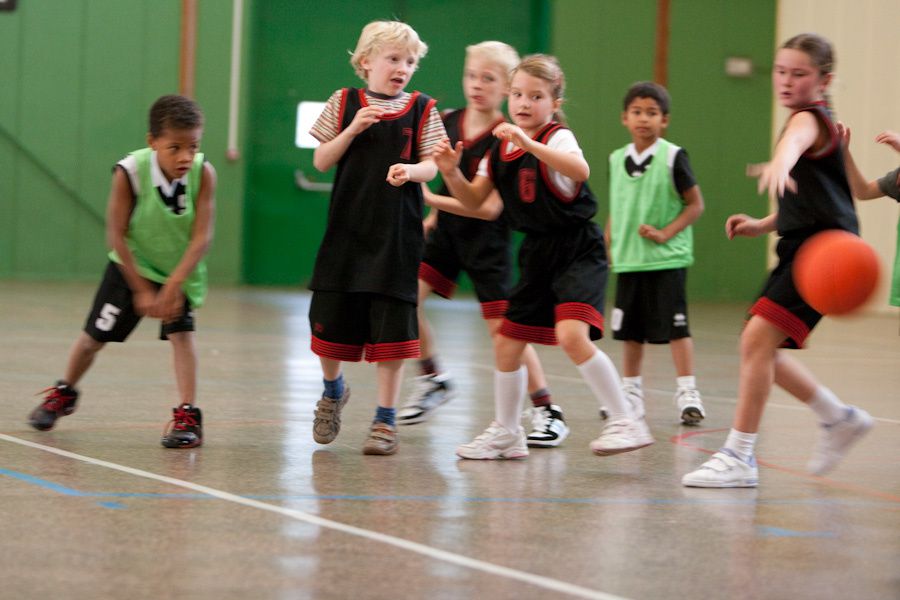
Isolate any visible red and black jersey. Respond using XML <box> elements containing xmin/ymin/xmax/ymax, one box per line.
<box><xmin>489</xmin><ymin>122</ymin><xmax>597</xmax><ymax>235</ymax></box>
<box><xmin>310</xmin><ymin>88</ymin><xmax>437</xmax><ymax>303</ymax></box>
<box><xmin>776</xmin><ymin>102</ymin><xmax>858</xmax><ymax>237</ymax></box>
<box><xmin>433</xmin><ymin>109</ymin><xmax>510</xmax><ymax>245</ymax></box>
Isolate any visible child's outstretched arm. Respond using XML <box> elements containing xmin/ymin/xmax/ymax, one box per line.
<box><xmin>313</xmin><ymin>106</ymin><xmax>385</xmax><ymax>172</ymax></box>
<box><xmin>639</xmin><ymin>185</ymin><xmax>705</xmax><ymax>244</ymax></box>
<box><xmin>493</xmin><ymin>123</ymin><xmax>590</xmax><ymax>182</ymax></box>
<box><xmin>155</xmin><ymin>163</ymin><xmax>217</xmax><ymax>321</ymax></box>
<box><xmin>433</xmin><ymin>139</ymin><xmax>495</xmax><ymax>209</ymax></box>
<box><xmin>423</xmin><ymin>185</ymin><xmax>503</xmax><ymax>220</ymax></box>
<box><xmin>875</xmin><ymin>130</ymin><xmax>900</xmax><ymax>153</ymax></box>
<box><xmin>106</xmin><ymin>169</ymin><xmax>158</xmax><ymax>317</ymax></box>
<box><xmin>837</xmin><ymin>123</ymin><xmax>884</xmax><ymax>200</ymax></box>
<box><xmin>758</xmin><ymin>111</ymin><xmax>820</xmax><ymax>201</ymax></box>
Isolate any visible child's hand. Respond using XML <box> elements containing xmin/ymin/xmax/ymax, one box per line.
<box><xmin>386</xmin><ymin>164</ymin><xmax>410</xmax><ymax>187</ymax></box>
<box><xmin>154</xmin><ymin>284</ymin><xmax>185</xmax><ymax>323</ymax></box>
<box><xmin>725</xmin><ymin>214</ymin><xmax>763</xmax><ymax>239</ymax></box>
<box><xmin>134</xmin><ymin>288</ymin><xmax>157</xmax><ymax>317</ymax></box>
<box><xmin>875</xmin><ymin>130</ymin><xmax>900</xmax><ymax>153</ymax></box>
<box><xmin>751</xmin><ymin>159</ymin><xmax>797</xmax><ymax>201</ymax></box>
<box><xmin>836</xmin><ymin>121</ymin><xmax>851</xmax><ymax>151</ymax></box>
<box><xmin>347</xmin><ymin>106</ymin><xmax>384</xmax><ymax>136</ymax></box>
<box><xmin>422</xmin><ymin>205</ymin><xmax>438</xmax><ymax>236</ymax></box>
<box><xmin>432</xmin><ymin>139</ymin><xmax>463</xmax><ymax>175</ymax></box>
<box><xmin>638</xmin><ymin>224</ymin><xmax>668</xmax><ymax>244</ymax></box>
<box><xmin>492</xmin><ymin>123</ymin><xmax>531</xmax><ymax>151</ymax></box>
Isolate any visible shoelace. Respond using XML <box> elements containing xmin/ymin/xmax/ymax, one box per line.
<box><xmin>167</xmin><ymin>406</ymin><xmax>198</xmax><ymax>432</ymax></box>
<box><xmin>472</xmin><ymin>422</ymin><xmax>504</xmax><ymax>442</ymax></box>
<box><xmin>36</xmin><ymin>387</ymin><xmax>73</xmax><ymax>413</ymax></box>
<box><xmin>530</xmin><ymin>407</ymin><xmax>551</xmax><ymax>431</ymax></box>
<box><xmin>404</xmin><ymin>375</ymin><xmax>443</xmax><ymax>407</ymax></box>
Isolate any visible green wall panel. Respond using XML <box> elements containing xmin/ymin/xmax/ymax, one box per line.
<box><xmin>554</xmin><ymin>0</ymin><xmax>774</xmax><ymax>302</ymax></box>
<box><xmin>1</xmin><ymin>0</ymin><xmax>244</xmax><ymax>283</ymax></box>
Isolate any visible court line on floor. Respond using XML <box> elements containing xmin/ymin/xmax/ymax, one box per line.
<box><xmin>0</xmin><ymin>433</ymin><xmax>627</xmax><ymax>600</ymax></box>
<box><xmin>672</xmin><ymin>428</ymin><xmax>900</xmax><ymax>503</ymax></box>
<box><xmin>5</xmin><ymin>467</ymin><xmax>896</xmax><ymax>509</ymax></box>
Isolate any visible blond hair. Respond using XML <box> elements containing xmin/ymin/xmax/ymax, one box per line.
<box><xmin>350</xmin><ymin>21</ymin><xmax>428</xmax><ymax>81</ymax></box>
<box><xmin>512</xmin><ymin>54</ymin><xmax>568</xmax><ymax>124</ymax></box>
<box><xmin>465</xmin><ymin>41</ymin><xmax>520</xmax><ymax>82</ymax></box>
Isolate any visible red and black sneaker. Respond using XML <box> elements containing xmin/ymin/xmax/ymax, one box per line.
<box><xmin>29</xmin><ymin>382</ymin><xmax>79</xmax><ymax>431</ymax></box>
<box><xmin>161</xmin><ymin>404</ymin><xmax>203</xmax><ymax>448</ymax></box>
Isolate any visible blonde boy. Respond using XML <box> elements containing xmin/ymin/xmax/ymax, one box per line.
<box><xmin>307</xmin><ymin>21</ymin><xmax>446</xmax><ymax>455</ymax></box>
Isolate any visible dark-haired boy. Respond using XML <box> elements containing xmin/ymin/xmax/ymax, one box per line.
<box><xmin>28</xmin><ymin>94</ymin><xmax>216</xmax><ymax>448</ymax></box>
<box><xmin>604</xmin><ymin>81</ymin><xmax>706</xmax><ymax>425</ymax></box>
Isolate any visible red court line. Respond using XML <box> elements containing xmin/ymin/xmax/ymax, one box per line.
<box><xmin>671</xmin><ymin>428</ymin><xmax>900</xmax><ymax>504</ymax></box>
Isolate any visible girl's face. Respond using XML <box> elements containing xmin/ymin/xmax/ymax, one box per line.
<box><xmin>507</xmin><ymin>70</ymin><xmax>561</xmax><ymax>134</ymax></box>
<box><xmin>773</xmin><ymin>48</ymin><xmax>831</xmax><ymax>109</ymax></box>
<box><xmin>462</xmin><ymin>57</ymin><xmax>508</xmax><ymax>113</ymax></box>
<box><xmin>148</xmin><ymin>126</ymin><xmax>202</xmax><ymax>182</ymax></box>
<box><xmin>361</xmin><ymin>44</ymin><xmax>418</xmax><ymax>96</ymax></box>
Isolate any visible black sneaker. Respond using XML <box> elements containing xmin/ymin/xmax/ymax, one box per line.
<box><xmin>161</xmin><ymin>404</ymin><xmax>203</xmax><ymax>448</ymax></box>
<box><xmin>29</xmin><ymin>381</ymin><xmax>79</xmax><ymax>431</ymax></box>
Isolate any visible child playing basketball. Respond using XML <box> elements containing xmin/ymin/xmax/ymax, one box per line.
<box><xmin>399</xmin><ymin>41</ymin><xmax>569</xmax><ymax>448</ymax></box>
<box><xmin>606</xmin><ymin>81</ymin><xmax>706</xmax><ymax>426</ymax></box>
<box><xmin>433</xmin><ymin>54</ymin><xmax>654</xmax><ymax>460</ymax></box>
<box><xmin>682</xmin><ymin>34</ymin><xmax>873</xmax><ymax>488</ymax></box>
<box><xmin>28</xmin><ymin>94</ymin><xmax>216</xmax><ymax>449</ymax></box>
<box><xmin>838</xmin><ymin>125</ymin><xmax>900</xmax><ymax>307</ymax></box>
<box><xmin>307</xmin><ymin>20</ymin><xmax>446</xmax><ymax>455</ymax></box>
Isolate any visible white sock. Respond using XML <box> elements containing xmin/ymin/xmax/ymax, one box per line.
<box><xmin>807</xmin><ymin>386</ymin><xmax>848</xmax><ymax>425</ymax></box>
<box><xmin>724</xmin><ymin>429</ymin><xmax>758</xmax><ymax>462</ymax></box>
<box><xmin>494</xmin><ymin>367</ymin><xmax>526</xmax><ymax>433</ymax></box>
<box><xmin>577</xmin><ymin>350</ymin><xmax>632</xmax><ymax>421</ymax></box>
<box><xmin>623</xmin><ymin>375</ymin><xmax>642</xmax><ymax>388</ymax></box>
<box><xmin>676</xmin><ymin>375</ymin><xmax>696</xmax><ymax>390</ymax></box>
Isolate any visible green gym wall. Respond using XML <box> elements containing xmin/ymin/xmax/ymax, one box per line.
<box><xmin>0</xmin><ymin>0</ymin><xmax>773</xmax><ymax>302</ymax></box>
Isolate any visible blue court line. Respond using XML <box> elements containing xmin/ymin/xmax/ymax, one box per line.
<box><xmin>1</xmin><ymin>468</ymin><xmax>896</xmax><ymax>509</ymax></box>
<box><xmin>756</xmin><ymin>526</ymin><xmax>837</xmax><ymax>538</ymax></box>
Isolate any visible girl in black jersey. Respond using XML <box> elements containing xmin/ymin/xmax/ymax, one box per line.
<box><xmin>433</xmin><ymin>54</ymin><xmax>654</xmax><ymax>460</ymax></box>
<box><xmin>683</xmin><ymin>34</ymin><xmax>873</xmax><ymax>488</ymax></box>
<box><xmin>399</xmin><ymin>42</ymin><xmax>569</xmax><ymax>449</ymax></box>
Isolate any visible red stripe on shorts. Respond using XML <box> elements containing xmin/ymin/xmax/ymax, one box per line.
<box><xmin>750</xmin><ymin>297</ymin><xmax>810</xmax><ymax>348</ymax></box>
<box><xmin>311</xmin><ymin>336</ymin><xmax>364</xmax><ymax>361</ymax></box>
<box><xmin>500</xmin><ymin>319</ymin><xmax>558</xmax><ymax>345</ymax></box>
<box><xmin>365</xmin><ymin>340</ymin><xmax>421</xmax><ymax>362</ymax></box>
<box><xmin>555</xmin><ymin>302</ymin><xmax>604</xmax><ymax>333</ymax></box>
<box><xmin>419</xmin><ymin>263</ymin><xmax>456</xmax><ymax>299</ymax></box>
<box><xmin>480</xmin><ymin>300</ymin><xmax>509</xmax><ymax>320</ymax></box>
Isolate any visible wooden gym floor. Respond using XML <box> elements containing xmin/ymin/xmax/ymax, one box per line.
<box><xmin>1</xmin><ymin>280</ymin><xmax>897</xmax><ymax>599</ymax></box>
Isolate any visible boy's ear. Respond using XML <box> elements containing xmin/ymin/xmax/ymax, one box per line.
<box><xmin>661</xmin><ymin>114</ymin><xmax>670</xmax><ymax>128</ymax></box>
<box><xmin>146</xmin><ymin>133</ymin><xmax>155</xmax><ymax>148</ymax></box>
<box><xmin>621</xmin><ymin>111</ymin><xmax>629</xmax><ymax>126</ymax></box>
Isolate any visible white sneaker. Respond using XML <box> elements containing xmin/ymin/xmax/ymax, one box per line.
<box><xmin>599</xmin><ymin>383</ymin><xmax>645</xmax><ymax>421</ymax></box>
<box><xmin>682</xmin><ymin>449</ymin><xmax>759</xmax><ymax>488</ymax></box>
<box><xmin>675</xmin><ymin>387</ymin><xmax>705</xmax><ymax>425</ymax></box>
<box><xmin>525</xmin><ymin>404</ymin><xmax>570</xmax><ymax>448</ymax></box>
<box><xmin>397</xmin><ymin>372</ymin><xmax>455</xmax><ymax>425</ymax></box>
<box><xmin>807</xmin><ymin>406</ymin><xmax>873</xmax><ymax>476</ymax></box>
<box><xmin>457</xmin><ymin>422</ymin><xmax>529</xmax><ymax>460</ymax></box>
<box><xmin>589</xmin><ymin>417</ymin><xmax>654</xmax><ymax>456</ymax></box>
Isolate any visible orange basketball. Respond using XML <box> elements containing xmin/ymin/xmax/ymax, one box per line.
<box><xmin>793</xmin><ymin>230</ymin><xmax>880</xmax><ymax>315</ymax></box>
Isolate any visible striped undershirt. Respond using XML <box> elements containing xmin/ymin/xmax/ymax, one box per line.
<box><xmin>310</xmin><ymin>88</ymin><xmax>446</xmax><ymax>158</ymax></box>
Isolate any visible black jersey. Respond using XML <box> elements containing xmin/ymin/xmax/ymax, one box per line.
<box><xmin>776</xmin><ymin>103</ymin><xmax>858</xmax><ymax>237</ymax></box>
<box><xmin>434</xmin><ymin>109</ymin><xmax>510</xmax><ymax>241</ymax></box>
<box><xmin>310</xmin><ymin>88</ymin><xmax>437</xmax><ymax>303</ymax></box>
<box><xmin>488</xmin><ymin>122</ymin><xmax>597</xmax><ymax>235</ymax></box>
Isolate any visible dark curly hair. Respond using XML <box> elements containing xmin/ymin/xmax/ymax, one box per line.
<box><xmin>148</xmin><ymin>94</ymin><xmax>204</xmax><ymax>138</ymax></box>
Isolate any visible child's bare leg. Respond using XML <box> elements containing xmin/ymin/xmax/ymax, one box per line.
<box><xmin>487</xmin><ymin>318</ymin><xmax>549</xmax><ymax>404</ymax></box>
<box><xmin>733</xmin><ymin>317</ymin><xmax>786</xmax><ymax>433</ymax></box>
<box><xmin>669</xmin><ymin>337</ymin><xmax>694</xmax><ymax>377</ymax></box>
<box><xmin>416</xmin><ymin>280</ymin><xmax>437</xmax><ymax>366</ymax></box>
<box><xmin>319</xmin><ymin>356</ymin><xmax>342</xmax><ymax>381</ymax></box>
<box><xmin>63</xmin><ymin>332</ymin><xmax>105</xmax><ymax>387</ymax></box>
<box><xmin>622</xmin><ymin>340</ymin><xmax>644</xmax><ymax>377</ymax></box>
<box><xmin>376</xmin><ymin>359</ymin><xmax>405</xmax><ymax>409</ymax></box>
<box><xmin>167</xmin><ymin>331</ymin><xmax>196</xmax><ymax>405</ymax></box>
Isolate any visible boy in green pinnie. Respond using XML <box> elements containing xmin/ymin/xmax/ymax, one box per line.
<box><xmin>28</xmin><ymin>94</ymin><xmax>216</xmax><ymax>448</ymax></box>
<box><xmin>605</xmin><ymin>81</ymin><xmax>706</xmax><ymax>425</ymax></box>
